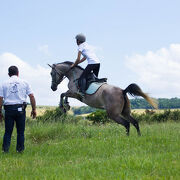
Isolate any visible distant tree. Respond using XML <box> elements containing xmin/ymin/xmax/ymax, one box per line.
<box><xmin>71</xmin><ymin>98</ymin><xmax>180</xmax><ymax>115</ymax></box>
<box><xmin>72</xmin><ymin>106</ymin><xmax>96</xmax><ymax>115</ymax></box>
<box><xmin>130</xmin><ymin>98</ymin><xmax>180</xmax><ymax>109</ymax></box>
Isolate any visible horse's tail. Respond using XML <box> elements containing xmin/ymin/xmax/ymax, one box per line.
<box><xmin>123</xmin><ymin>83</ymin><xmax>158</xmax><ymax>109</ymax></box>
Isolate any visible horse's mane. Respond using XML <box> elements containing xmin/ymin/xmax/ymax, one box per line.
<box><xmin>57</xmin><ymin>61</ymin><xmax>84</xmax><ymax>70</ymax></box>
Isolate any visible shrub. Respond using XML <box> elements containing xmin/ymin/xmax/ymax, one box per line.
<box><xmin>36</xmin><ymin>108</ymin><xmax>63</xmax><ymax>122</ymax></box>
<box><xmin>36</xmin><ymin>108</ymin><xmax>81</xmax><ymax>124</ymax></box>
<box><xmin>86</xmin><ymin>110</ymin><xmax>111</xmax><ymax>124</ymax></box>
<box><xmin>132</xmin><ymin>109</ymin><xmax>180</xmax><ymax>123</ymax></box>
<box><xmin>87</xmin><ymin>109</ymin><xmax>180</xmax><ymax>124</ymax></box>
<box><xmin>72</xmin><ymin>106</ymin><xmax>96</xmax><ymax>115</ymax></box>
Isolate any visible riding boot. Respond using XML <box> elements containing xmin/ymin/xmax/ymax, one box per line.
<box><xmin>77</xmin><ymin>78</ymin><xmax>86</xmax><ymax>98</ymax></box>
<box><xmin>80</xmin><ymin>78</ymin><xmax>86</xmax><ymax>94</ymax></box>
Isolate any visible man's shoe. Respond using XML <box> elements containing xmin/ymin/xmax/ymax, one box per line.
<box><xmin>2</xmin><ymin>150</ymin><xmax>9</xmax><ymax>153</ymax></box>
<box><xmin>16</xmin><ymin>147</ymin><xmax>24</xmax><ymax>153</ymax></box>
<box><xmin>17</xmin><ymin>150</ymin><xmax>24</xmax><ymax>153</ymax></box>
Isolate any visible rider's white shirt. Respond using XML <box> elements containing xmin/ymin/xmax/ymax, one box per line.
<box><xmin>78</xmin><ymin>42</ymin><xmax>100</xmax><ymax>64</ymax></box>
<box><xmin>0</xmin><ymin>75</ymin><xmax>33</xmax><ymax>105</ymax></box>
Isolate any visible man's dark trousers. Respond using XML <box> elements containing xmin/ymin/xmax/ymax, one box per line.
<box><xmin>3</xmin><ymin>106</ymin><xmax>25</xmax><ymax>152</ymax></box>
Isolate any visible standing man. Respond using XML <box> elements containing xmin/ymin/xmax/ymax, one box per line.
<box><xmin>0</xmin><ymin>66</ymin><xmax>36</xmax><ymax>153</ymax></box>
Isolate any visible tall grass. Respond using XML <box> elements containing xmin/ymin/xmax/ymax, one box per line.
<box><xmin>0</xmin><ymin>119</ymin><xmax>180</xmax><ymax>179</ymax></box>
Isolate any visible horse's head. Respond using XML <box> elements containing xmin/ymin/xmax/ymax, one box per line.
<box><xmin>48</xmin><ymin>61</ymin><xmax>83</xmax><ymax>91</ymax></box>
<box><xmin>48</xmin><ymin>64</ymin><xmax>64</xmax><ymax>91</ymax></box>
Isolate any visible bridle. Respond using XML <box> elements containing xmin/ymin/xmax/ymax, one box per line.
<box><xmin>48</xmin><ymin>64</ymin><xmax>72</xmax><ymax>85</ymax></box>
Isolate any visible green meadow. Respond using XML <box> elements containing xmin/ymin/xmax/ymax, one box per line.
<box><xmin>0</xmin><ymin>118</ymin><xmax>180</xmax><ymax>180</ymax></box>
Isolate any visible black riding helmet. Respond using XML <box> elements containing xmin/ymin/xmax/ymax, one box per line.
<box><xmin>75</xmin><ymin>33</ymin><xmax>86</xmax><ymax>43</ymax></box>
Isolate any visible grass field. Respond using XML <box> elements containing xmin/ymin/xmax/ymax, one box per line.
<box><xmin>131</xmin><ymin>108</ymin><xmax>180</xmax><ymax>114</ymax></box>
<box><xmin>25</xmin><ymin>105</ymin><xmax>180</xmax><ymax>117</ymax></box>
<box><xmin>0</xmin><ymin>120</ymin><xmax>180</xmax><ymax>180</ymax></box>
<box><xmin>26</xmin><ymin>105</ymin><xmax>56</xmax><ymax>117</ymax></box>
<box><xmin>26</xmin><ymin>105</ymin><xmax>75</xmax><ymax>117</ymax></box>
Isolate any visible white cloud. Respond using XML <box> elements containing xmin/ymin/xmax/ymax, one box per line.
<box><xmin>38</xmin><ymin>44</ymin><xmax>50</xmax><ymax>56</ymax></box>
<box><xmin>125</xmin><ymin>44</ymin><xmax>180</xmax><ymax>98</ymax></box>
<box><xmin>0</xmin><ymin>52</ymin><xmax>84</xmax><ymax>106</ymax></box>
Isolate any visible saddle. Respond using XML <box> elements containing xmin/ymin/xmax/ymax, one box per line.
<box><xmin>78</xmin><ymin>73</ymin><xmax>107</xmax><ymax>94</ymax></box>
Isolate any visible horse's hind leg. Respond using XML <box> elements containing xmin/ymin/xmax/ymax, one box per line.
<box><xmin>115</xmin><ymin>116</ymin><xmax>130</xmax><ymax>136</ymax></box>
<box><xmin>124</xmin><ymin>114</ymin><xmax>141</xmax><ymax>136</ymax></box>
<box><xmin>107</xmin><ymin>110</ymin><xmax>130</xmax><ymax>135</ymax></box>
<box><xmin>122</xmin><ymin>97</ymin><xmax>141</xmax><ymax>136</ymax></box>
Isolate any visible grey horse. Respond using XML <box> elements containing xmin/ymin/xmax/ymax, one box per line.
<box><xmin>49</xmin><ymin>61</ymin><xmax>158</xmax><ymax>135</ymax></box>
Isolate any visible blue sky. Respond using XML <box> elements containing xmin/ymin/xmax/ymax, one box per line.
<box><xmin>1</xmin><ymin>0</ymin><xmax>180</xmax><ymax>106</ymax></box>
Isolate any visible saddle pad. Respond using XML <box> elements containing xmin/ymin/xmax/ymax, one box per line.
<box><xmin>85</xmin><ymin>82</ymin><xmax>106</xmax><ymax>95</ymax></box>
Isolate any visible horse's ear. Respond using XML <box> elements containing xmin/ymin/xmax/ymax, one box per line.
<box><xmin>47</xmin><ymin>64</ymin><xmax>52</xmax><ymax>68</ymax></box>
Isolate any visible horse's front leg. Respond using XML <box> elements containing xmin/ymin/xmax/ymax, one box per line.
<box><xmin>64</xmin><ymin>96</ymin><xmax>70</xmax><ymax>111</ymax></box>
<box><xmin>59</xmin><ymin>90</ymin><xmax>75</xmax><ymax>113</ymax></box>
<box><xmin>59</xmin><ymin>93</ymin><xmax>67</xmax><ymax>112</ymax></box>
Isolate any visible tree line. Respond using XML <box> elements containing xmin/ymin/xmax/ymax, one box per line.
<box><xmin>72</xmin><ymin>98</ymin><xmax>180</xmax><ymax>115</ymax></box>
<box><xmin>131</xmin><ymin>97</ymin><xmax>180</xmax><ymax>109</ymax></box>
<box><xmin>86</xmin><ymin>109</ymin><xmax>180</xmax><ymax>124</ymax></box>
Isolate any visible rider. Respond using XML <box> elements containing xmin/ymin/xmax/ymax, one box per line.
<box><xmin>71</xmin><ymin>33</ymin><xmax>100</xmax><ymax>94</ymax></box>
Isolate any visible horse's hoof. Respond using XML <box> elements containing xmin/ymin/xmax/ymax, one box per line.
<box><xmin>65</xmin><ymin>104</ymin><xmax>70</xmax><ymax>111</ymax></box>
<box><xmin>59</xmin><ymin>103</ymin><xmax>63</xmax><ymax>107</ymax></box>
<box><xmin>63</xmin><ymin>108</ymin><xmax>67</xmax><ymax>113</ymax></box>
<box><xmin>59</xmin><ymin>105</ymin><xmax>66</xmax><ymax>113</ymax></box>
<box><xmin>59</xmin><ymin>106</ymin><xmax>63</xmax><ymax>111</ymax></box>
